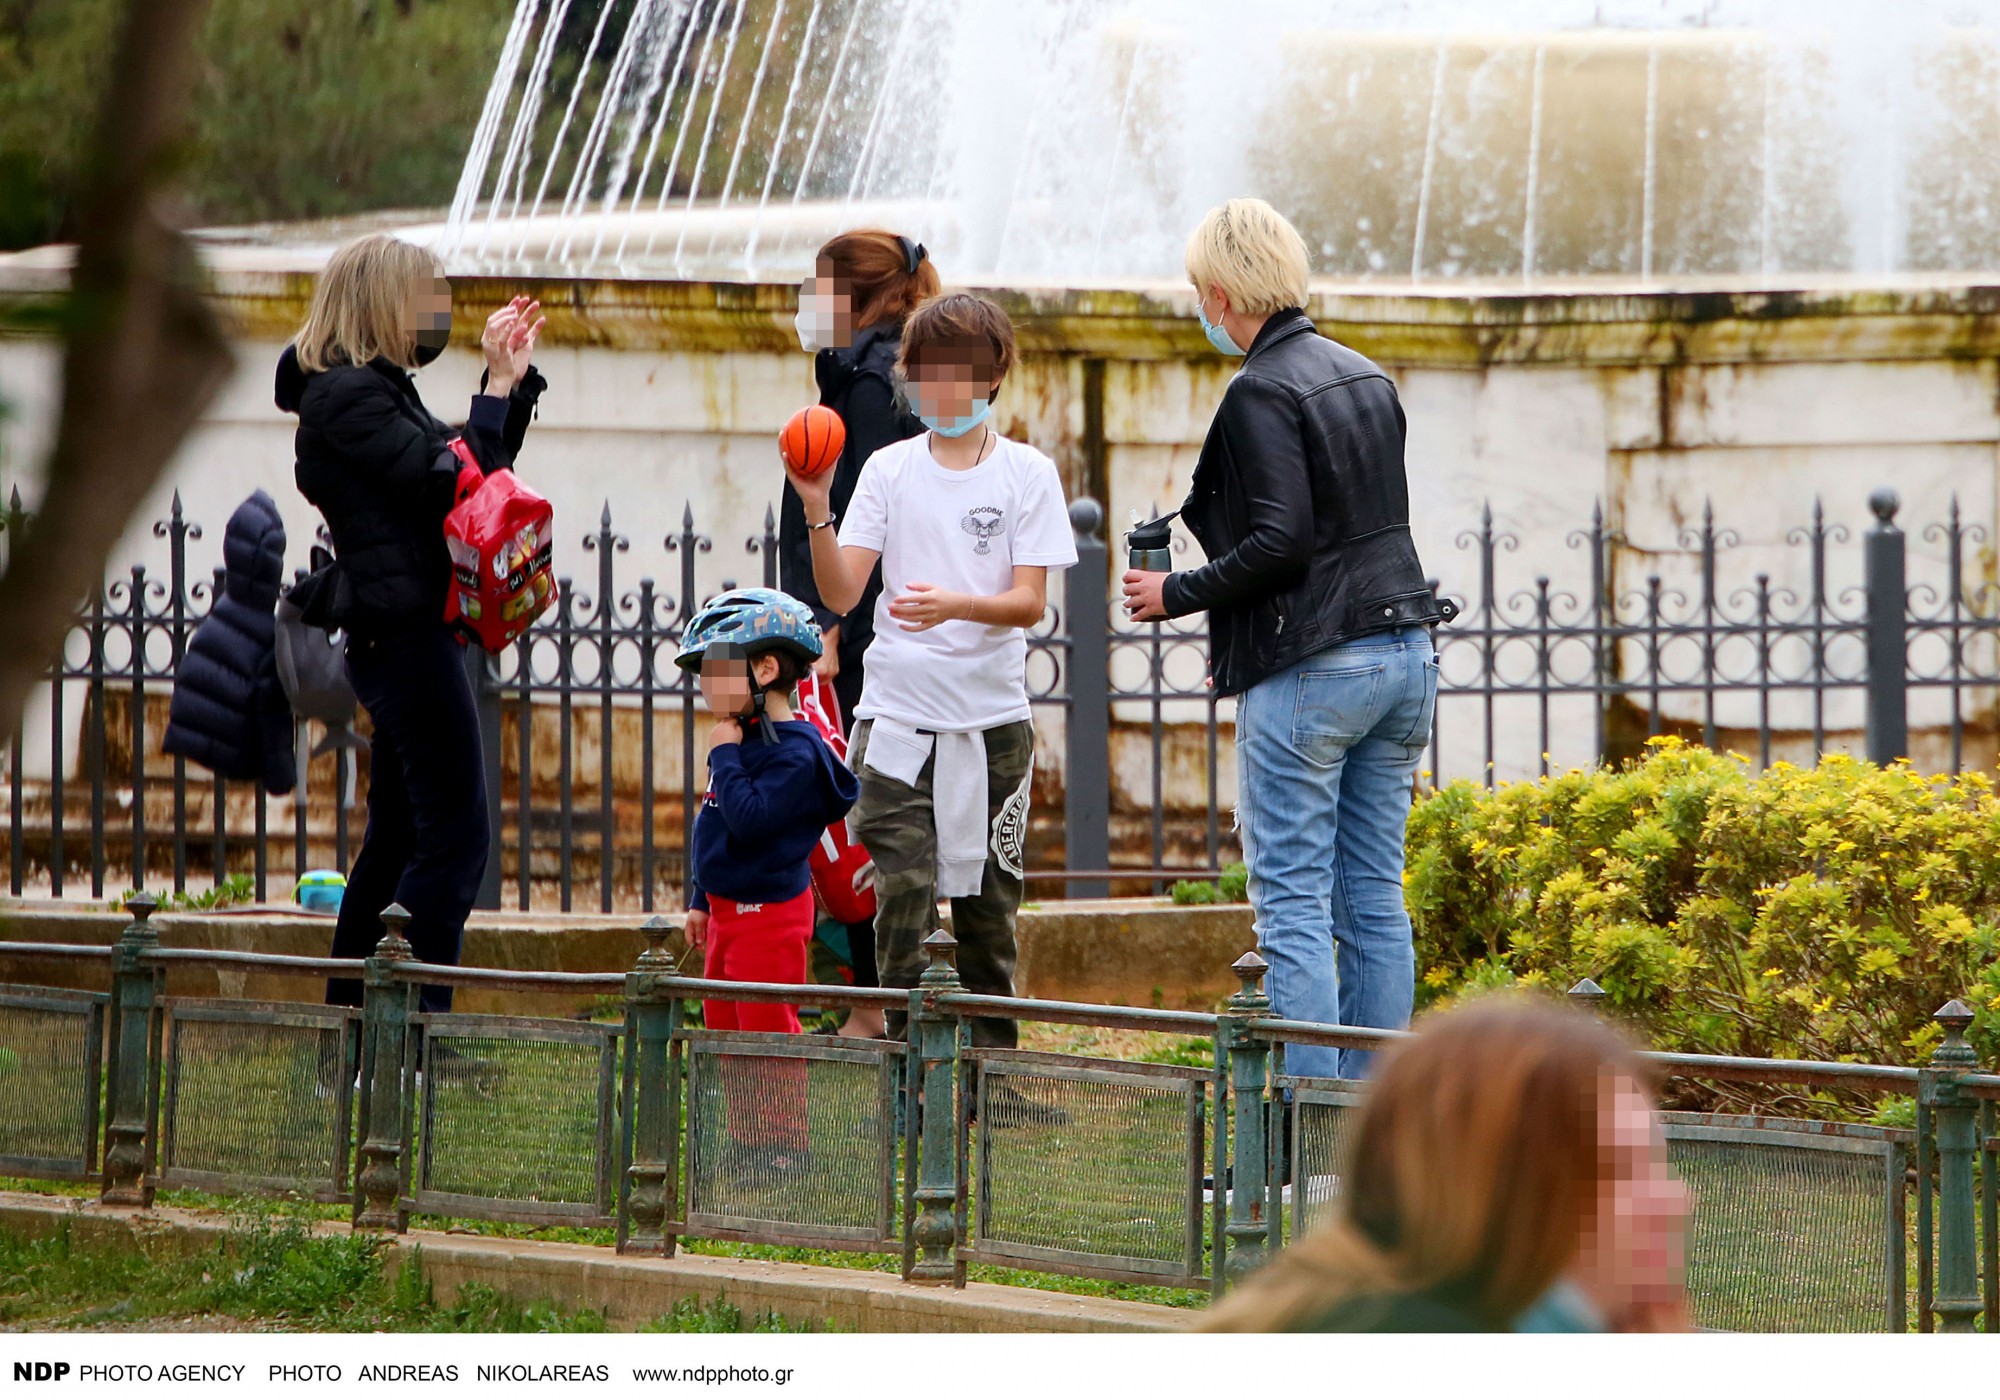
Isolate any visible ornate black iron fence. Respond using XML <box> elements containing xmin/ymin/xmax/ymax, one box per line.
<box><xmin>3</xmin><ymin>900</ymin><xmax>1996</xmax><ymax>1331</ymax></box>
<box><xmin>0</xmin><ymin>485</ymin><xmax>1992</xmax><ymax>911</ymax></box>
<box><xmin>1432</xmin><ymin>488</ymin><xmax>1998</xmax><ymax>782</ymax></box>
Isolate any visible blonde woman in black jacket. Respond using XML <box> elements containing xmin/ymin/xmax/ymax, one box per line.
<box><xmin>277</xmin><ymin>233</ymin><xmax>544</xmax><ymax>1013</ymax></box>
<box><xmin>1124</xmin><ymin>200</ymin><xmax>1442</xmax><ymax>1082</ymax></box>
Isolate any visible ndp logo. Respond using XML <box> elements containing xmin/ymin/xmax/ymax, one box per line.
<box><xmin>14</xmin><ymin>1363</ymin><xmax>72</xmax><ymax>1382</ymax></box>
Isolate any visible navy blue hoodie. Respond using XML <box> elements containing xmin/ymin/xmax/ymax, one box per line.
<box><xmin>688</xmin><ymin>718</ymin><xmax>860</xmax><ymax>912</ymax></box>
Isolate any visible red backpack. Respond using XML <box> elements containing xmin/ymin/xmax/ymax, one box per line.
<box><xmin>442</xmin><ymin>438</ymin><xmax>558</xmax><ymax>653</ymax></box>
<box><xmin>797</xmin><ymin>672</ymin><xmax>877</xmax><ymax>925</ymax></box>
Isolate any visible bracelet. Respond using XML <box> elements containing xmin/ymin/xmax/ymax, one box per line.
<box><xmin>807</xmin><ymin>513</ymin><xmax>837</xmax><ymax>531</ymax></box>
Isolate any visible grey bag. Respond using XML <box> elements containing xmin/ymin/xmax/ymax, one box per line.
<box><xmin>275</xmin><ymin>546</ymin><xmax>368</xmax><ymax>803</ymax></box>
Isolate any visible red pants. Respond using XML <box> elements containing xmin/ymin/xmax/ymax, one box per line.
<box><xmin>702</xmin><ymin>890</ymin><xmax>812</xmax><ymax>1151</ymax></box>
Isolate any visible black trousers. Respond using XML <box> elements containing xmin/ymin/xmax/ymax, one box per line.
<box><xmin>832</xmin><ymin>647</ymin><xmax>878</xmax><ymax>992</ymax></box>
<box><xmin>326</xmin><ymin>626</ymin><xmax>489</xmax><ymax>1014</ymax></box>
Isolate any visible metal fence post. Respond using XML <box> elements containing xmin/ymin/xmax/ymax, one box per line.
<box><xmin>100</xmin><ymin>895</ymin><xmax>161</xmax><ymax>1206</ymax></box>
<box><xmin>1219</xmin><ymin>950</ymin><xmax>1273</xmax><ymax>1286</ymax></box>
<box><xmin>1065</xmin><ymin>498</ymin><xmax>1111</xmax><ymax>897</ymax></box>
<box><xmin>1566</xmin><ymin>977</ymin><xmax>1607</xmax><ymax>1013</ymax></box>
<box><xmin>467</xmin><ymin>646</ymin><xmax>504</xmax><ymax>911</ymax></box>
<box><xmin>1922</xmin><ymin>998</ymin><xmax>1983</xmax><ymax>1333</ymax></box>
<box><xmin>619</xmin><ymin>915</ymin><xmax>683</xmax><ymax>1257</ymax></box>
<box><xmin>908</xmin><ymin>930</ymin><xmax>964</xmax><ymax>1285</ymax></box>
<box><xmin>1864</xmin><ymin>488</ymin><xmax>1908</xmax><ymax>766</ymax></box>
<box><xmin>354</xmin><ymin>903</ymin><xmax>416</xmax><ymax>1233</ymax></box>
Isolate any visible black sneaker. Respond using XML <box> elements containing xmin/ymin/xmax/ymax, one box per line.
<box><xmin>979</xmin><ymin>1082</ymin><xmax>1071</xmax><ymax>1130</ymax></box>
<box><xmin>430</xmin><ymin>1043</ymin><xmax>506</xmax><ymax>1094</ymax></box>
<box><xmin>1202</xmin><ymin>1104</ymin><xmax>1294</xmax><ymax>1192</ymax></box>
<box><xmin>307</xmin><ymin>1040</ymin><xmax>357</xmax><ymax>1102</ymax></box>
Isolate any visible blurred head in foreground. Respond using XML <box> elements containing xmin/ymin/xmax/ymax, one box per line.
<box><xmin>1205</xmin><ymin>996</ymin><xmax>1687</xmax><ymax>1333</ymax></box>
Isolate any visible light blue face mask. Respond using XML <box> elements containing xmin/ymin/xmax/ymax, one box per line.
<box><xmin>1511</xmin><ymin>1279</ymin><xmax>1609</xmax><ymax>1334</ymax></box>
<box><xmin>1198</xmin><ymin>298</ymin><xmax>1245</xmax><ymax>357</ymax></box>
<box><xmin>920</xmin><ymin>396</ymin><xmax>994</xmax><ymax>438</ymax></box>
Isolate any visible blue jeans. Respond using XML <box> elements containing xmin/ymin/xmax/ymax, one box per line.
<box><xmin>1236</xmin><ymin>627</ymin><xmax>1438</xmax><ymax>1080</ymax></box>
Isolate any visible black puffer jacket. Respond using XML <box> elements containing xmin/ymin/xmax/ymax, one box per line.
<box><xmin>278</xmin><ymin>346</ymin><xmax>544</xmax><ymax>634</ymax></box>
<box><xmin>163</xmin><ymin>490</ymin><xmax>296</xmax><ymax>794</ymax></box>
<box><xmin>1161</xmin><ymin>309</ymin><xmax>1443</xmax><ymax>696</ymax></box>
<box><xmin>777</xmin><ymin>322</ymin><xmax>924</xmax><ymax>662</ymax></box>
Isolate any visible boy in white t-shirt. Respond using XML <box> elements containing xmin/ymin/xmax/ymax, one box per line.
<box><xmin>787</xmin><ymin>293</ymin><xmax>1077</xmax><ymax>1061</ymax></box>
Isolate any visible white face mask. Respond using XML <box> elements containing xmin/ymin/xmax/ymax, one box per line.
<box><xmin>794</xmin><ymin>307</ymin><xmax>822</xmax><ymax>353</ymax></box>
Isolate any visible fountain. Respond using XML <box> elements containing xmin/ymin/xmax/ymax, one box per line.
<box><xmin>425</xmin><ymin>0</ymin><xmax>2000</xmax><ymax>285</ymax></box>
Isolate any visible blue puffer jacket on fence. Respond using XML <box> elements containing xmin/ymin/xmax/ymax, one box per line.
<box><xmin>163</xmin><ymin>490</ymin><xmax>297</xmax><ymax>795</ymax></box>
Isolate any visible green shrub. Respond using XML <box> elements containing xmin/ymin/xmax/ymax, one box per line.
<box><xmin>116</xmin><ymin>873</ymin><xmax>255</xmax><ymax>913</ymax></box>
<box><xmin>1405</xmin><ymin>739</ymin><xmax>2000</xmax><ymax>1077</ymax></box>
<box><xmin>1171</xmin><ymin>862</ymin><xmax>1249</xmax><ymax>906</ymax></box>
<box><xmin>1170</xmin><ymin>879</ymin><xmax>1221</xmax><ymax>906</ymax></box>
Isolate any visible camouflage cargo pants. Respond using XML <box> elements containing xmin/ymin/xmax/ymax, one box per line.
<box><xmin>848</xmin><ymin>718</ymin><xmax>1033</xmax><ymax>1049</ymax></box>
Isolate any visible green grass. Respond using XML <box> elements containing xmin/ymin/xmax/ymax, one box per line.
<box><xmin>0</xmin><ymin>1210</ymin><xmax>824</xmax><ymax>1333</ymax></box>
<box><xmin>421</xmin><ymin>1220</ymin><xmax>1207</xmax><ymax>1310</ymax></box>
<box><xmin>0</xmin><ymin>1176</ymin><xmax>1208</xmax><ymax>1312</ymax></box>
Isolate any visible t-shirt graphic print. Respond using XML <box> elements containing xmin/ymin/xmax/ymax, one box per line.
<box><xmin>962</xmin><ymin>505</ymin><xmax>1006</xmax><ymax>554</ymax></box>
<box><xmin>843</xmin><ymin>433</ymin><xmax>1077</xmax><ymax>732</ymax></box>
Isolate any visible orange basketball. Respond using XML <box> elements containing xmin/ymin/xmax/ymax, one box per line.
<box><xmin>779</xmin><ymin>404</ymin><xmax>846</xmax><ymax>477</ymax></box>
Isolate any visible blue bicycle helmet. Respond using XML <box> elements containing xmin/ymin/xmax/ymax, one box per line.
<box><xmin>674</xmin><ymin>588</ymin><xmax>823</xmax><ymax>673</ymax></box>
<box><xmin>677</xmin><ymin>589</ymin><xmax>823</xmax><ymax>742</ymax></box>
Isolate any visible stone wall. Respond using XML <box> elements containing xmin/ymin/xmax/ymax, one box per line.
<box><xmin>0</xmin><ymin>897</ymin><xmax>1256</xmax><ymax>1015</ymax></box>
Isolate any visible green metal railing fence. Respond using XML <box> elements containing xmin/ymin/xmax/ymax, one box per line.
<box><xmin>1</xmin><ymin>898</ymin><xmax>1995</xmax><ymax>1333</ymax></box>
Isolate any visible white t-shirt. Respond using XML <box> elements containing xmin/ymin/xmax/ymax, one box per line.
<box><xmin>843</xmin><ymin>433</ymin><xmax>1078</xmax><ymax>732</ymax></box>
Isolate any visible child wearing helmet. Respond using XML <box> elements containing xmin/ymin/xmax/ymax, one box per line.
<box><xmin>677</xmin><ymin>587</ymin><xmax>860</xmax><ymax>1186</ymax></box>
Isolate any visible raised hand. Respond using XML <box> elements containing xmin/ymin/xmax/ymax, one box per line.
<box><xmin>481</xmin><ymin>296</ymin><xmax>545</xmax><ymax>397</ymax></box>
<box><xmin>784</xmin><ymin>454</ymin><xmax>835</xmax><ymax>520</ymax></box>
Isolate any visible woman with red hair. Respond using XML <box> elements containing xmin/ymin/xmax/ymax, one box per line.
<box><xmin>779</xmin><ymin>229</ymin><xmax>938</xmax><ymax>1037</ymax></box>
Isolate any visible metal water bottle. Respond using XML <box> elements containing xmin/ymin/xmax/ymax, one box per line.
<box><xmin>1126</xmin><ymin>511</ymin><xmax>1176</xmax><ymax>572</ymax></box>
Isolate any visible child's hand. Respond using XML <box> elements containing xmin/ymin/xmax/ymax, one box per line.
<box><xmin>709</xmin><ymin>717</ymin><xmax>743</xmax><ymax>750</ymax></box>
<box><xmin>889</xmin><ymin>582</ymin><xmax>969</xmax><ymax>631</ymax></box>
<box><xmin>785</xmin><ymin>456</ymin><xmax>835</xmax><ymax>518</ymax></box>
<box><xmin>684</xmin><ymin>908</ymin><xmax>709</xmax><ymax>954</ymax></box>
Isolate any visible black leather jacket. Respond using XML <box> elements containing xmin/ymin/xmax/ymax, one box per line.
<box><xmin>1161</xmin><ymin>309</ymin><xmax>1442</xmax><ymax>696</ymax></box>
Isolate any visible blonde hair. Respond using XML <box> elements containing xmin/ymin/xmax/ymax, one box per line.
<box><xmin>293</xmin><ymin>234</ymin><xmax>445</xmax><ymax>373</ymax></box>
<box><xmin>1202</xmin><ymin>996</ymin><xmax>1643</xmax><ymax>1332</ymax></box>
<box><xmin>1185</xmin><ymin>198</ymin><xmax>1311</xmax><ymax>316</ymax></box>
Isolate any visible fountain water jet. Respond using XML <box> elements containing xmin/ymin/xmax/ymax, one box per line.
<box><xmin>431</xmin><ymin>0</ymin><xmax>2000</xmax><ymax>287</ymax></box>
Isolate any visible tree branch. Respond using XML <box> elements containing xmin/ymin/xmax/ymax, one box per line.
<box><xmin>0</xmin><ymin>0</ymin><xmax>232</xmax><ymax>736</ymax></box>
